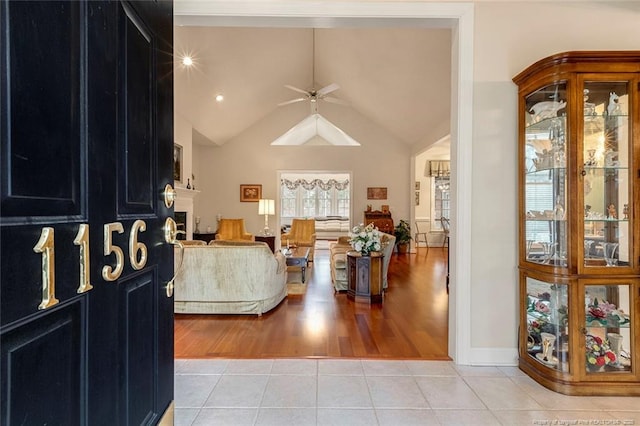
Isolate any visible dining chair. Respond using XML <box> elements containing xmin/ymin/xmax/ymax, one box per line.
<box><xmin>440</xmin><ymin>217</ymin><xmax>450</xmax><ymax>248</ymax></box>
<box><xmin>414</xmin><ymin>221</ymin><xmax>429</xmax><ymax>251</ymax></box>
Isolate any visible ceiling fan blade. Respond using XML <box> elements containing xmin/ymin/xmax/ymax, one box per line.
<box><xmin>277</xmin><ymin>97</ymin><xmax>306</xmax><ymax>107</ymax></box>
<box><xmin>284</xmin><ymin>84</ymin><xmax>310</xmax><ymax>96</ymax></box>
<box><xmin>316</xmin><ymin>83</ymin><xmax>340</xmax><ymax>97</ymax></box>
<box><xmin>323</xmin><ymin>96</ymin><xmax>350</xmax><ymax>106</ymax></box>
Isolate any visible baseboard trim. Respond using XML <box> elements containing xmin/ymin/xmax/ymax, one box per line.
<box><xmin>462</xmin><ymin>347</ymin><xmax>519</xmax><ymax>366</ymax></box>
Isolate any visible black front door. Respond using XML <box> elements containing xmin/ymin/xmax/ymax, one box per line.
<box><xmin>1</xmin><ymin>1</ymin><xmax>174</xmax><ymax>424</ymax></box>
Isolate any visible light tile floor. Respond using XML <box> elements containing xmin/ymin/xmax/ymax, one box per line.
<box><xmin>175</xmin><ymin>359</ymin><xmax>640</xmax><ymax>426</ymax></box>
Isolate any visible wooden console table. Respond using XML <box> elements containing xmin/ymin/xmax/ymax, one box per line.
<box><xmin>347</xmin><ymin>251</ymin><xmax>383</xmax><ymax>304</ymax></box>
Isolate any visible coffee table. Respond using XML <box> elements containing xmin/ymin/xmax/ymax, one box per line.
<box><xmin>284</xmin><ymin>247</ymin><xmax>310</xmax><ymax>283</ymax></box>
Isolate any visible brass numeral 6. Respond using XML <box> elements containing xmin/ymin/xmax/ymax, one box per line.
<box><xmin>129</xmin><ymin>220</ymin><xmax>148</xmax><ymax>270</ymax></box>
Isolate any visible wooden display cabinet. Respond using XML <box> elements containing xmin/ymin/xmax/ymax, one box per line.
<box><xmin>513</xmin><ymin>51</ymin><xmax>640</xmax><ymax>395</ymax></box>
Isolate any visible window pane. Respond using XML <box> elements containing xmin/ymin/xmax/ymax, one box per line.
<box><xmin>434</xmin><ymin>176</ymin><xmax>450</xmax><ymax>229</ymax></box>
<box><xmin>280</xmin><ymin>176</ymin><xmax>350</xmax><ymax>219</ymax></box>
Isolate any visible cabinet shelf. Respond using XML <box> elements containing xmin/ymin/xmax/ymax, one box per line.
<box><xmin>584</xmin><ymin>219</ymin><xmax>628</xmax><ymax>223</ymax></box>
<box><xmin>515</xmin><ymin>51</ymin><xmax>639</xmax><ymax>396</ymax></box>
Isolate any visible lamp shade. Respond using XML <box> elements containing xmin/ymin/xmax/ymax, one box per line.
<box><xmin>258</xmin><ymin>199</ymin><xmax>275</xmax><ymax>215</ymax></box>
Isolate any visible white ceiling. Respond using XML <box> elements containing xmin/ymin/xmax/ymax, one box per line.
<box><xmin>173</xmin><ymin>26</ymin><xmax>452</xmax><ymax>147</ymax></box>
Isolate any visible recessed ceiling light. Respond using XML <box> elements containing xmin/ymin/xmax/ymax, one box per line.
<box><xmin>182</xmin><ymin>56</ymin><xmax>193</xmax><ymax>66</ymax></box>
<box><xmin>215</xmin><ymin>94</ymin><xmax>224</xmax><ymax>102</ymax></box>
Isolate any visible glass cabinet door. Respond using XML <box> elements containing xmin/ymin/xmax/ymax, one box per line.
<box><xmin>524</xmin><ymin>83</ymin><xmax>568</xmax><ymax>267</ymax></box>
<box><xmin>583</xmin><ymin>284</ymin><xmax>632</xmax><ymax>374</ymax></box>
<box><xmin>582</xmin><ymin>81</ymin><xmax>631</xmax><ymax>268</ymax></box>
<box><xmin>525</xmin><ymin>277</ymin><xmax>569</xmax><ymax>372</ymax></box>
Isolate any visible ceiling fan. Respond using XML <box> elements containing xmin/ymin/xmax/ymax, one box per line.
<box><xmin>278</xmin><ymin>29</ymin><xmax>349</xmax><ymax>108</ymax></box>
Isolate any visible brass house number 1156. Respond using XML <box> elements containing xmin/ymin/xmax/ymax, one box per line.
<box><xmin>32</xmin><ymin>220</ymin><xmax>148</xmax><ymax>311</ymax></box>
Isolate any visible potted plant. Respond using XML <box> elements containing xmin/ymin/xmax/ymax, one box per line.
<box><xmin>394</xmin><ymin>220</ymin><xmax>412</xmax><ymax>254</ymax></box>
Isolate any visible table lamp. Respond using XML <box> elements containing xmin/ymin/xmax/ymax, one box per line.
<box><xmin>258</xmin><ymin>199</ymin><xmax>275</xmax><ymax>236</ymax></box>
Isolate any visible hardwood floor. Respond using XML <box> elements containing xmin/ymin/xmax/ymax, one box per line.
<box><xmin>174</xmin><ymin>246</ymin><xmax>449</xmax><ymax>359</ymax></box>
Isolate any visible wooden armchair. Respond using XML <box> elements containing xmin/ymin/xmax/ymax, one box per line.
<box><xmin>281</xmin><ymin>218</ymin><xmax>317</xmax><ymax>261</ymax></box>
<box><xmin>215</xmin><ymin>219</ymin><xmax>254</xmax><ymax>242</ymax></box>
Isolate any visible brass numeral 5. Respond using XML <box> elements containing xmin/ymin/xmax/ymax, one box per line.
<box><xmin>102</xmin><ymin>222</ymin><xmax>125</xmax><ymax>281</ymax></box>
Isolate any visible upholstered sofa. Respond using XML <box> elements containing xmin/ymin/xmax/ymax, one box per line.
<box><xmin>329</xmin><ymin>232</ymin><xmax>396</xmax><ymax>291</ymax></box>
<box><xmin>173</xmin><ymin>241</ymin><xmax>287</xmax><ymax>315</ymax></box>
<box><xmin>314</xmin><ymin>216</ymin><xmax>350</xmax><ymax>240</ymax></box>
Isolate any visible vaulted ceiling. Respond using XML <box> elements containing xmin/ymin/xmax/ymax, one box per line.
<box><xmin>173</xmin><ymin>26</ymin><xmax>452</xmax><ymax>147</ymax></box>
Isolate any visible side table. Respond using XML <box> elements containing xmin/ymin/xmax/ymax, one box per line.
<box><xmin>347</xmin><ymin>251</ymin><xmax>383</xmax><ymax>304</ymax></box>
<box><xmin>193</xmin><ymin>232</ymin><xmax>216</xmax><ymax>243</ymax></box>
<box><xmin>255</xmin><ymin>235</ymin><xmax>276</xmax><ymax>253</ymax></box>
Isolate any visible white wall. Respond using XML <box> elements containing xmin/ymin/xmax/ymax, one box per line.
<box><xmin>470</xmin><ymin>1</ymin><xmax>640</xmax><ymax>357</ymax></box>
<box><xmin>193</xmin><ymin>101</ymin><xmax>411</xmax><ymax>239</ymax></box>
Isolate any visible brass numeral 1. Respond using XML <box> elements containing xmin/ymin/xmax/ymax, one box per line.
<box><xmin>33</xmin><ymin>227</ymin><xmax>59</xmax><ymax>310</ymax></box>
<box><xmin>102</xmin><ymin>222</ymin><xmax>125</xmax><ymax>281</ymax></box>
<box><xmin>129</xmin><ymin>220</ymin><xmax>148</xmax><ymax>270</ymax></box>
<box><xmin>73</xmin><ymin>224</ymin><xmax>93</xmax><ymax>293</ymax></box>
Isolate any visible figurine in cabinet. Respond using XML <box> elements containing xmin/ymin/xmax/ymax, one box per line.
<box><xmin>604</xmin><ymin>150</ymin><xmax>619</xmax><ymax>167</ymax></box>
<box><xmin>623</xmin><ymin>204</ymin><xmax>629</xmax><ymax>220</ymax></box>
<box><xmin>607</xmin><ymin>203</ymin><xmax>617</xmax><ymax>219</ymax></box>
<box><xmin>607</xmin><ymin>92</ymin><xmax>620</xmax><ymax>116</ymax></box>
<box><xmin>528</xmin><ymin>100</ymin><xmax>567</xmax><ymax>122</ymax></box>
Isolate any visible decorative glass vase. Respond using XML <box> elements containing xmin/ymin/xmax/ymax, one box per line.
<box><xmin>602</xmin><ymin>242</ymin><xmax>619</xmax><ymax>266</ymax></box>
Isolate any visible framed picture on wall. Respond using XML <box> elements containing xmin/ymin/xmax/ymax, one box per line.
<box><xmin>173</xmin><ymin>143</ymin><xmax>183</xmax><ymax>183</ymax></box>
<box><xmin>367</xmin><ymin>187</ymin><xmax>387</xmax><ymax>200</ymax></box>
<box><xmin>240</xmin><ymin>184</ymin><xmax>262</xmax><ymax>202</ymax></box>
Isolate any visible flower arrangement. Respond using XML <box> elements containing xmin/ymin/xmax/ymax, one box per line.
<box><xmin>527</xmin><ymin>318</ymin><xmax>559</xmax><ymax>344</ymax></box>
<box><xmin>349</xmin><ymin>223</ymin><xmax>381</xmax><ymax>256</ymax></box>
<box><xmin>586</xmin><ymin>298</ymin><xmax>630</xmax><ymax>326</ymax></box>
<box><xmin>585</xmin><ymin>334</ymin><xmax>616</xmax><ymax>369</ymax></box>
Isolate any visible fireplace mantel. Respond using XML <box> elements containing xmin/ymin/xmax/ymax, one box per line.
<box><xmin>174</xmin><ymin>187</ymin><xmax>199</xmax><ymax>239</ymax></box>
<box><xmin>175</xmin><ymin>187</ymin><xmax>200</xmax><ymax>200</ymax></box>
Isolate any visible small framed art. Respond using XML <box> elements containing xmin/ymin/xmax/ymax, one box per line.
<box><xmin>173</xmin><ymin>143</ymin><xmax>183</xmax><ymax>183</ymax></box>
<box><xmin>367</xmin><ymin>187</ymin><xmax>387</xmax><ymax>200</ymax></box>
<box><xmin>240</xmin><ymin>184</ymin><xmax>262</xmax><ymax>202</ymax></box>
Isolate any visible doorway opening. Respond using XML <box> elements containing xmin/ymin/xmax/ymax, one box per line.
<box><xmin>174</xmin><ymin>1</ymin><xmax>474</xmax><ymax>364</ymax></box>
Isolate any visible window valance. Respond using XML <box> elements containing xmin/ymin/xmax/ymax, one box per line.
<box><xmin>281</xmin><ymin>178</ymin><xmax>349</xmax><ymax>191</ymax></box>
<box><xmin>427</xmin><ymin>160</ymin><xmax>451</xmax><ymax>177</ymax></box>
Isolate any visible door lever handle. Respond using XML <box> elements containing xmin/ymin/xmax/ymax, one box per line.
<box><xmin>163</xmin><ymin>217</ymin><xmax>186</xmax><ymax>297</ymax></box>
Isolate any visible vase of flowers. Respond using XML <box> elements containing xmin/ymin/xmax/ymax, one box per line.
<box><xmin>349</xmin><ymin>223</ymin><xmax>381</xmax><ymax>256</ymax></box>
<box><xmin>585</xmin><ymin>334</ymin><xmax>616</xmax><ymax>372</ymax></box>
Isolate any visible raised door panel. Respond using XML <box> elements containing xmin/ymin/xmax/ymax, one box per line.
<box><xmin>1</xmin><ymin>1</ymin><xmax>85</xmax><ymax>220</ymax></box>
<box><xmin>118</xmin><ymin>5</ymin><xmax>155</xmax><ymax>215</ymax></box>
